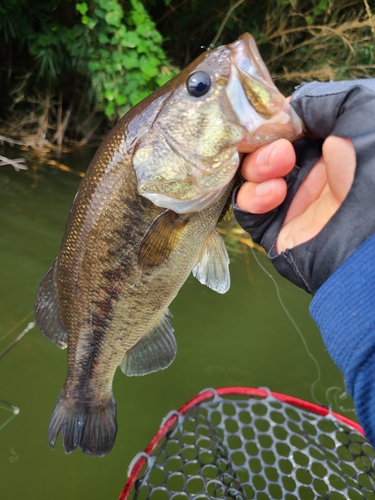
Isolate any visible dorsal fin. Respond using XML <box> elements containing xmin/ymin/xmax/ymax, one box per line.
<box><xmin>34</xmin><ymin>259</ymin><xmax>68</xmax><ymax>349</ymax></box>
<box><xmin>192</xmin><ymin>228</ymin><xmax>230</xmax><ymax>294</ymax></box>
<box><xmin>120</xmin><ymin>309</ymin><xmax>176</xmax><ymax>376</ymax></box>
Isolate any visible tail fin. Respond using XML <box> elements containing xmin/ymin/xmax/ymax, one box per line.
<box><xmin>48</xmin><ymin>392</ymin><xmax>117</xmax><ymax>457</ymax></box>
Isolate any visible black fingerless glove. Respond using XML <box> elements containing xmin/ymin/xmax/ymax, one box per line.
<box><xmin>233</xmin><ymin>80</ymin><xmax>375</xmax><ymax>294</ymax></box>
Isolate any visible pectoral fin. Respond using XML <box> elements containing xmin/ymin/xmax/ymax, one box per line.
<box><xmin>137</xmin><ymin>210</ymin><xmax>189</xmax><ymax>269</ymax></box>
<box><xmin>192</xmin><ymin>229</ymin><xmax>230</xmax><ymax>294</ymax></box>
<box><xmin>120</xmin><ymin>309</ymin><xmax>176</xmax><ymax>376</ymax></box>
<box><xmin>34</xmin><ymin>258</ymin><xmax>68</xmax><ymax>349</ymax></box>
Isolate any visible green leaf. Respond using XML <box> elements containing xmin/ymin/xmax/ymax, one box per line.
<box><xmin>104</xmin><ymin>89</ymin><xmax>114</xmax><ymax>100</ymax></box>
<box><xmin>105</xmin><ymin>101</ymin><xmax>115</xmax><ymax>117</ymax></box>
<box><xmin>76</xmin><ymin>2</ymin><xmax>88</xmax><ymax>15</ymax></box>
<box><xmin>118</xmin><ymin>25</ymin><xmax>127</xmax><ymax>36</ymax></box>
<box><xmin>99</xmin><ymin>48</ymin><xmax>110</xmax><ymax>58</ymax></box>
<box><xmin>156</xmin><ymin>73</ymin><xmax>173</xmax><ymax>87</ymax></box>
<box><xmin>120</xmin><ymin>31</ymin><xmax>139</xmax><ymax>48</ymax></box>
<box><xmin>313</xmin><ymin>0</ymin><xmax>329</xmax><ymax>16</ymax></box>
<box><xmin>112</xmin><ymin>50</ymin><xmax>123</xmax><ymax>62</ymax></box>
<box><xmin>98</xmin><ymin>32</ymin><xmax>109</xmax><ymax>44</ymax></box>
<box><xmin>130</xmin><ymin>0</ymin><xmax>146</xmax><ymax>14</ymax></box>
<box><xmin>140</xmin><ymin>63</ymin><xmax>158</xmax><ymax>78</ymax></box>
<box><xmin>122</xmin><ymin>50</ymin><xmax>138</xmax><ymax>69</ymax></box>
<box><xmin>36</xmin><ymin>33</ymin><xmax>55</xmax><ymax>47</ymax></box>
<box><xmin>105</xmin><ymin>9</ymin><xmax>123</xmax><ymax>27</ymax></box>
<box><xmin>99</xmin><ymin>0</ymin><xmax>118</xmax><ymax>11</ymax></box>
<box><xmin>87</xmin><ymin>17</ymin><xmax>97</xmax><ymax>29</ymax></box>
<box><xmin>136</xmin><ymin>39</ymin><xmax>149</xmax><ymax>54</ymax></box>
<box><xmin>129</xmin><ymin>89</ymin><xmax>149</xmax><ymax>106</ymax></box>
<box><xmin>88</xmin><ymin>61</ymin><xmax>101</xmax><ymax>71</ymax></box>
<box><xmin>134</xmin><ymin>15</ymin><xmax>153</xmax><ymax>32</ymax></box>
<box><xmin>94</xmin><ymin>7</ymin><xmax>106</xmax><ymax>19</ymax></box>
<box><xmin>139</xmin><ymin>55</ymin><xmax>160</xmax><ymax>79</ymax></box>
<box><xmin>115</xmin><ymin>94</ymin><xmax>126</xmax><ymax>105</ymax></box>
<box><xmin>151</xmin><ymin>31</ymin><xmax>162</xmax><ymax>44</ymax></box>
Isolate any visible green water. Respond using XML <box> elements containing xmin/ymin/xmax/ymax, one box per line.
<box><xmin>0</xmin><ymin>149</ymin><xmax>350</xmax><ymax>499</ymax></box>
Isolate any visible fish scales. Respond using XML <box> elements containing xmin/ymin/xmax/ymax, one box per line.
<box><xmin>64</xmin><ymin>166</ymin><xmax>194</xmax><ymax>378</ymax></box>
<box><xmin>35</xmin><ymin>34</ymin><xmax>303</xmax><ymax>457</ymax></box>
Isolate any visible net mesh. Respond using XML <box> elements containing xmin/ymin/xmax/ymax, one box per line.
<box><xmin>122</xmin><ymin>389</ymin><xmax>375</xmax><ymax>500</ymax></box>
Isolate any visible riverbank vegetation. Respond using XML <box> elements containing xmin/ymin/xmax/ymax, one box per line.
<box><xmin>1</xmin><ymin>0</ymin><xmax>374</xmax><ymax>151</ymax></box>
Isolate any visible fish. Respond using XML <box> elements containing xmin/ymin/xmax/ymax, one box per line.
<box><xmin>34</xmin><ymin>33</ymin><xmax>303</xmax><ymax>457</ymax></box>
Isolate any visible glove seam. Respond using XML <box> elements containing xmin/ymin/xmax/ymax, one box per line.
<box><xmin>291</xmin><ymin>83</ymin><xmax>371</xmax><ymax>102</ymax></box>
<box><xmin>283</xmin><ymin>250</ymin><xmax>312</xmax><ymax>293</ymax></box>
<box><xmin>293</xmin><ymin>89</ymin><xmax>350</xmax><ymax>99</ymax></box>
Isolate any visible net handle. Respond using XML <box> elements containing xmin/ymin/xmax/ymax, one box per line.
<box><xmin>118</xmin><ymin>386</ymin><xmax>364</xmax><ymax>500</ymax></box>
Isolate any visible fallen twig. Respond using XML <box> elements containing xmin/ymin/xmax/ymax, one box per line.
<box><xmin>0</xmin><ymin>155</ymin><xmax>27</xmax><ymax>171</ymax></box>
<box><xmin>0</xmin><ymin>135</ymin><xmax>27</xmax><ymax>146</ymax></box>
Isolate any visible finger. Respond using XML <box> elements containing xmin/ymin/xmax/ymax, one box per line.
<box><xmin>323</xmin><ymin>136</ymin><xmax>355</xmax><ymax>203</ymax></box>
<box><xmin>282</xmin><ymin>156</ymin><xmax>328</xmax><ymax>226</ymax></box>
<box><xmin>241</xmin><ymin>138</ymin><xmax>296</xmax><ymax>183</ymax></box>
<box><xmin>277</xmin><ymin>137</ymin><xmax>356</xmax><ymax>252</ymax></box>
<box><xmin>236</xmin><ymin>178</ymin><xmax>287</xmax><ymax>214</ymax></box>
<box><xmin>282</xmin><ymin>137</ymin><xmax>355</xmax><ymax>227</ymax></box>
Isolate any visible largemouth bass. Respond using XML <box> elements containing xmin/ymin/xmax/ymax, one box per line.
<box><xmin>35</xmin><ymin>34</ymin><xmax>303</xmax><ymax>457</ymax></box>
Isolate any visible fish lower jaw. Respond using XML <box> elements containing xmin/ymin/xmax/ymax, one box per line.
<box><xmin>141</xmin><ymin>184</ymin><xmax>230</xmax><ymax>214</ymax></box>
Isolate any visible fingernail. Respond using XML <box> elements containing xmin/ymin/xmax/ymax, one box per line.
<box><xmin>256</xmin><ymin>144</ymin><xmax>274</xmax><ymax>166</ymax></box>
<box><xmin>255</xmin><ymin>180</ymin><xmax>274</xmax><ymax>196</ymax></box>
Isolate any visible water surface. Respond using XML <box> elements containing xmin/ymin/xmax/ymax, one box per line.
<box><xmin>0</xmin><ymin>148</ymin><xmax>350</xmax><ymax>499</ymax></box>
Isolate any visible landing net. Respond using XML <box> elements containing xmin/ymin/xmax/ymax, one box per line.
<box><xmin>119</xmin><ymin>387</ymin><xmax>375</xmax><ymax>500</ymax></box>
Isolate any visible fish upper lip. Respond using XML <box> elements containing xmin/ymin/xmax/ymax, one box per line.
<box><xmin>225</xmin><ymin>34</ymin><xmax>303</xmax><ymax>142</ymax></box>
<box><xmin>229</xmin><ymin>35</ymin><xmax>284</xmax><ymax>118</ymax></box>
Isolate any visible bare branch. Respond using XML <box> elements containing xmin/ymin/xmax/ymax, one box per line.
<box><xmin>211</xmin><ymin>0</ymin><xmax>246</xmax><ymax>47</ymax></box>
<box><xmin>0</xmin><ymin>135</ymin><xmax>27</xmax><ymax>146</ymax></box>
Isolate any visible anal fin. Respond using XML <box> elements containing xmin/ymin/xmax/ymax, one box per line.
<box><xmin>192</xmin><ymin>228</ymin><xmax>230</xmax><ymax>294</ymax></box>
<box><xmin>120</xmin><ymin>309</ymin><xmax>176</xmax><ymax>376</ymax></box>
<box><xmin>34</xmin><ymin>258</ymin><xmax>68</xmax><ymax>349</ymax></box>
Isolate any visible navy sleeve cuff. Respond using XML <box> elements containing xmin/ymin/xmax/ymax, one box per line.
<box><xmin>310</xmin><ymin>233</ymin><xmax>375</xmax><ymax>445</ymax></box>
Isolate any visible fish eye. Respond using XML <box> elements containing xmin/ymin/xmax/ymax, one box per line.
<box><xmin>186</xmin><ymin>71</ymin><xmax>211</xmax><ymax>97</ymax></box>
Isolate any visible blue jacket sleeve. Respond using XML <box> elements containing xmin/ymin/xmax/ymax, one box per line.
<box><xmin>310</xmin><ymin>233</ymin><xmax>375</xmax><ymax>445</ymax></box>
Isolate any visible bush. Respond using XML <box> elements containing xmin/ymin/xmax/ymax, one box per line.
<box><xmin>1</xmin><ymin>0</ymin><xmax>374</xmax><ymax>146</ymax></box>
<box><xmin>0</xmin><ymin>0</ymin><xmax>175</xmax><ymax>146</ymax></box>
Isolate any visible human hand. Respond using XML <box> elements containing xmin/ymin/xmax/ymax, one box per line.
<box><xmin>236</xmin><ymin>136</ymin><xmax>355</xmax><ymax>253</ymax></box>
<box><xmin>233</xmin><ymin>80</ymin><xmax>375</xmax><ymax>294</ymax></box>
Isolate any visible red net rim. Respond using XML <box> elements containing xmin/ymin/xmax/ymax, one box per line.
<box><xmin>119</xmin><ymin>386</ymin><xmax>364</xmax><ymax>500</ymax></box>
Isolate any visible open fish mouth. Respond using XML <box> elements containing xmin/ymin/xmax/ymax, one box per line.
<box><xmin>226</xmin><ymin>33</ymin><xmax>303</xmax><ymax>152</ymax></box>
